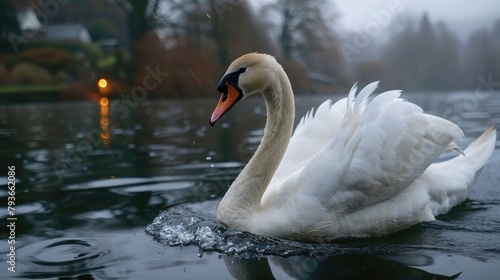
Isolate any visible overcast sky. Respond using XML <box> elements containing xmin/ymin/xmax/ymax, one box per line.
<box><xmin>334</xmin><ymin>0</ymin><xmax>499</xmax><ymax>38</ymax></box>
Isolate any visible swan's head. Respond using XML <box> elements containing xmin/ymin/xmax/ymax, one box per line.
<box><xmin>209</xmin><ymin>53</ymin><xmax>277</xmax><ymax>126</ymax></box>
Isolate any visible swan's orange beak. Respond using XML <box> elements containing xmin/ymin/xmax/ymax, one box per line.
<box><xmin>210</xmin><ymin>82</ymin><xmax>242</xmax><ymax>126</ymax></box>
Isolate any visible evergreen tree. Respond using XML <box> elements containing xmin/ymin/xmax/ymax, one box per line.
<box><xmin>0</xmin><ymin>0</ymin><xmax>20</xmax><ymax>38</ymax></box>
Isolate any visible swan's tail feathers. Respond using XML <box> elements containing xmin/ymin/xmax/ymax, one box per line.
<box><xmin>425</xmin><ymin>125</ymin><xmax>496</xmax><ymax>216</ymax></box>
<box><xmin>461</xmin><ymin>124</ymin><xmax>497</xmax><ymax>172</ymax></box>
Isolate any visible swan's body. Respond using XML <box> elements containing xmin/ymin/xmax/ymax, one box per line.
<box><xmin>209</xmin><ymin>53</ymin><xmax>496</xmax><ymax>242</ymax></box>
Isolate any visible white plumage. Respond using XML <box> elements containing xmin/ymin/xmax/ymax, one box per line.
<box><xmin>211</xmin><ymin>53</ymin><xmax>496</xmax><ymax>242</ymax></box>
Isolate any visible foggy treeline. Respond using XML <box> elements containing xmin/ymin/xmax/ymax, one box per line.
<box><xmin>4</xmin><ymin>0</ymin><xmax>500</xmax><ymax>96</ymax></box>
<box><xmin>144</xmin><ymin>0</ymin><xmax>500</xmax><ymax>95</ymax></box>
<box><xmin>352</xmin><ymin>13</ymin><xmax>500</xmax><ymax>91</ymax></box>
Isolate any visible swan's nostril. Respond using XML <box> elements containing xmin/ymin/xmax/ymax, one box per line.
<box><xmin>217</xmin><ymin>81</ymin><xmax>229</xmax><ymax>102</ymax></box>
<box><xmin>217</xmin><ymin>81</ymin><xmax>226</xmax><ymax>94</ymax></box>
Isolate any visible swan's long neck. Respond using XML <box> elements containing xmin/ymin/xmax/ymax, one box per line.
<box><xmin>217</xmin><ymin>67</ymin><xmax>295</xmax><ymax>230</ymax></box>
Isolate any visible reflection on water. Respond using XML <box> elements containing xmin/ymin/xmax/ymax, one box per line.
<box><xmin>0</xmin><ymin>92</ymin><xmax>499</xmax><ymax>279</ymax></box>
<box><xmin>99</xmin><ymin>97</ymin><xmax>110</xmax><ymax>146</ymax></box>
<box><xmin>223</xmin><ymin>254</ymin><xmax>462</xmax><ymax>280</ymax></box>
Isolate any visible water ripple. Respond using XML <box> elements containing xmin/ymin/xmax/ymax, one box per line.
<box><xmin>17</xmin><ymin>238</ymin><xmax>120</xmax><ymax>278</ymax></box>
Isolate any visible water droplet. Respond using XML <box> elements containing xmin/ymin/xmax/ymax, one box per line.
<box><xmin>197</xmin><ymin>249</ymin><xmax>204</xmax><ymax>258</ymax></box>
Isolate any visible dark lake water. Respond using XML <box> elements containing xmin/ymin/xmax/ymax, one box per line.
<box><xmin>1</xmin><ymin>91</ymin><xmax>499</xmax><ymax>279</ymax></box>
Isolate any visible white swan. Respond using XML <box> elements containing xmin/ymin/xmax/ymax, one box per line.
<box><xmin>209</xmin><ymin>53</ymin><xmax>496</xmax><ymax>242</ymax></box>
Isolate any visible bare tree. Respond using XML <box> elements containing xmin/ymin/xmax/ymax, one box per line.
<box><xmin>161</xmin><ymin>0</ymin><xmax>274</xmax><ymax>67</ymax></box>
<box><xmin>261</xmin><ymin>0</ymin><xmax>338</xmax><ymax>59</ymax></box>
<box><xmin>115</xmin><ymin>0</ymin><xmax>163</xmax><ymax>40</ymax></box>
<box><xmin>260</xmin><ymin>0</ymin><xmax>345</xmax><ymax>90</ymax></box>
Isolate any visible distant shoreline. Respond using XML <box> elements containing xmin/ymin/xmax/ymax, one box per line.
<box><xmin>0</xmin><ymin>83</ymin><xmax>70</xmax><ymax>94</ymax></box>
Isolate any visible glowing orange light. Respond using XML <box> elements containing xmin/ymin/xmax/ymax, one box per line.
<box><xmin>98</xmin><ymin>78</ymin><xmax>108</xmax><ymax>88</ymax></box>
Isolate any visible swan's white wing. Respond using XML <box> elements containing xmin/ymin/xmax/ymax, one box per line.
<box><xmin>261</xmin><ymin>86</ymin><xmax>355</xmax><ymax>205</ymax></box>
<box><xmin>272</xmin><ymin>98</ymin><xmax>347</xmax><ymax>178</ymax></box>
<box><xmin>303</xmin><ymin>83</ymin><xmax>463</xmax><ymax>209</ymax></box>
<box><xmin>265</xmin><ymin>83</ymin><xmax>464</xmax><ymax>213</ymax></box>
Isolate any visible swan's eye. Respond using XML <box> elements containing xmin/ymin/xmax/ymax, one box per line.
<box><xmin>238</xmin><ymin>67</ymin><xmax>247</xmax><ymax>74</ymax></box>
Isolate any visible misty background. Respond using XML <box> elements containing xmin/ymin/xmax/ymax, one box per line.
<box><xmin>0</xmin><ymin>0</ymin><xmax>499</xmax><ymax>98</ymax></box>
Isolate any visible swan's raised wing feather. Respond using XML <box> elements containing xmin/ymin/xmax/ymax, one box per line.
<box><xmin>261</xmin><ymin>88</ymin><xmax>355</xmax><ymax>206</ymax></box>
<box><xmin>271</xmin><ymin>99</ymin><xmax>346</xmax><ymax>178</ymax></box>
<box><xmin>278</xmin><ymin>83</ymin><xmax>463</xmax><ymax>212</ymax></box>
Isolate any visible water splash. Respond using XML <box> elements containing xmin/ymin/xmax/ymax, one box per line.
<box><xmin>145</xmin><ymin>201</ymin><xmax>416</xmax><ymax>258</ymax></box>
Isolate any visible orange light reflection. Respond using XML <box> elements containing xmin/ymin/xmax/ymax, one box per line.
<box><xmin>99</xmin><ymin>97</ymin><xmax>110</xmax><ymax>145</ymax></box>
